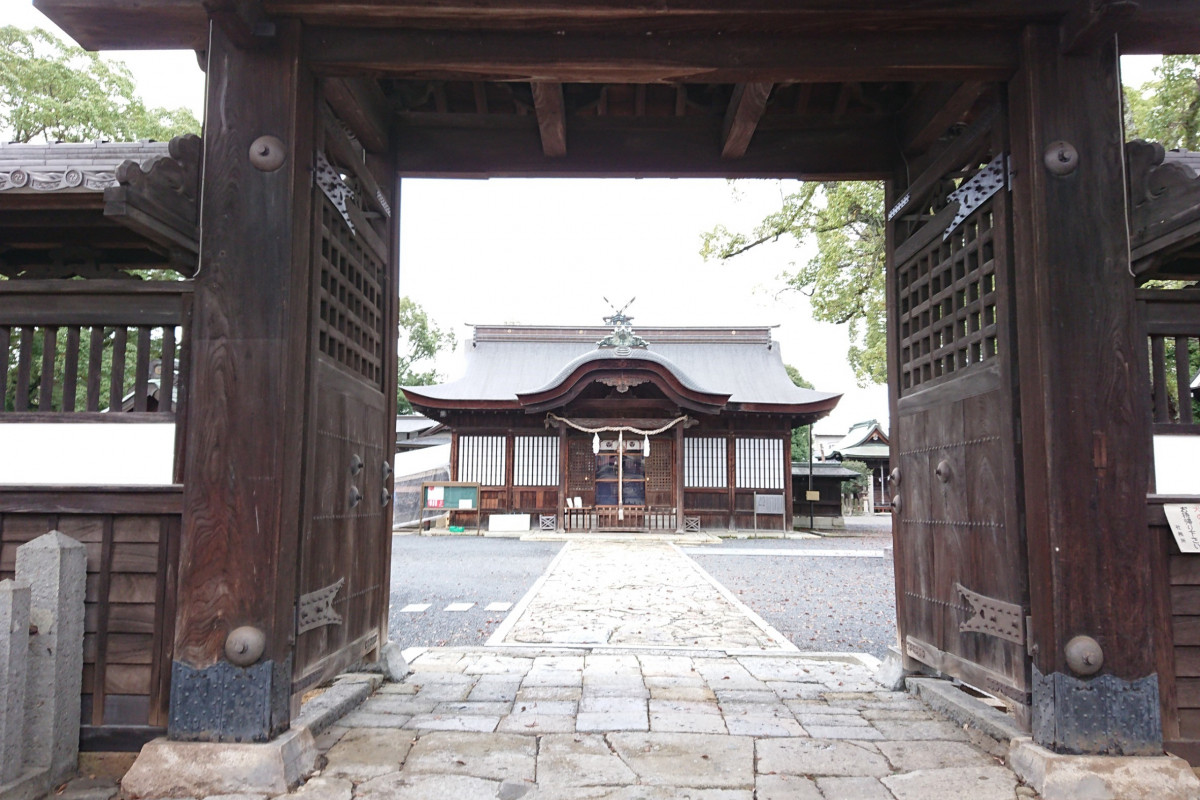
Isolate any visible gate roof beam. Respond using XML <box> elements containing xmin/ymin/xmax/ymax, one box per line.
<box><xmin>32</xmin><ymin>0</ymin><xmax>1200</xmax><ymax>55</ymax></box>
<box><xmin>302</xmin><ymin>29</ymin><xmax>1018</xmax><ymax>84</ymax></box>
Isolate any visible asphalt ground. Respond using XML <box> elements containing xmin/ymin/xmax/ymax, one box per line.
<box><xmin>388</xmin><ymin>516</ymin><xmax>898</xmax><ymax>659</ymax></box>
<box><xmin>388</xmin><ymin>536</ymin><xmax>563</xmax><ymax>647</ymax></box>
<box><xmin>684</xmin><ymin>528</ymin><xmax>897</xmax><ymax>660</ymax></box>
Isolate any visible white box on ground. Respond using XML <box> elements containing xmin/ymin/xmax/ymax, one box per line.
<box><xmin>488</xmin><ymin>514</ymin><xmax>530</xmax><ymax>532</ymax></box>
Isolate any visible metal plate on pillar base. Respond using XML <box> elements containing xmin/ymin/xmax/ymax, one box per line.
<box><xmin>1032</xmin><ymin>664</ymin><xmax>1162</xmax><ymax>756</ymax></box>
<box><xmin>168</xmin><ymin>658</ymin><xmax>291</xmax><ymax>743</ymax></box>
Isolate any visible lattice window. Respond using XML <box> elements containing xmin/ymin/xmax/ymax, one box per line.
<box><xmin>567</xmin><ymin>437</ymin><xmax>594</xmax><ymax>493</ymax></box>
<box><xmin>316</xmin><ymin>195</ymin><xmax>387</xmax><ymax>389</ymax></box>
<box><xmin>897</xmin><ymin>204</ymin><xmax>999</xmax><ymax>392</ymax></box>
<box><xmin>684</xmin><ymin>437</ymin><xmax>727</xmax><ymax>488</ymax></box>
<box><xmin>645</xmin><ymin>438</ymin><xmax>673</xmax><ymax>494</ymax></box>
<box><xmin>514</xmin><ymin>435</ymin><xmax>558</xmax><ymax>486</ymax></box>
<box><xmin>735</xmin><ymin>437</ymin><xmax>784</xmax><ymax>489</ymax></box>
<box><xmin>458</xmin><ymin>435</ymin><xmax>506</xmax><ymax>485</ymax></box>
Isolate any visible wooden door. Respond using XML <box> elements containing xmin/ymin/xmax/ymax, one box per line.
<box><xmin>292</xmin><ymin>105</ymin><xmax>398</xmax><ymax>694</ymax></box>
<box><xmin>887</xmin><ymin>104</ymin><xmax>1031</xmax><ymax>717</ymax></box>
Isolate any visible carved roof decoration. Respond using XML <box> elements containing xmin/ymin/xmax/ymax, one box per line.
<box><xmin>1127</xmin><ymin>140</ymin><xmax>1200</xmax><ymax>280</ymax></box>
<box><xmin>0</xmin><ymin>135</ymin><xmax>201</xmax><ymax>277</ymax></box>
<box><xmin>0</xmin><ymin>140</ymin><xmax>170</xmax><ymax>193</ymax></box>
<box><xmin>597</xmin><ymin>298</ymin><xmax>649</xmax><ymax>351</ymax></box>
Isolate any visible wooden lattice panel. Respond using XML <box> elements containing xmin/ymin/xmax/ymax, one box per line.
<box><xmin>316</xmin><ymin>197</ymin><xmax>387</xmax><ymax>389</ymax></box>
<box><xmin>567</xmin><ymin>437</ymin><xmax>594</xmax><ymax>493</ymax></box>
<box><xmin>897</xmin><ymin>204</ymin><xmax>999</xmax><ymax>393</ymax></box>
<box><xmin>645</xmin><ymin>439</ymin><xmax>673</xmax><ymax>494</ymax></box>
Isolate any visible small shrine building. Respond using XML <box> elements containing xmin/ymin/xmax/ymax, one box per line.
<box><xmin>402</xmin><ymin>312</ymin><xmax>840</xmax><ymax>532</ymax></box>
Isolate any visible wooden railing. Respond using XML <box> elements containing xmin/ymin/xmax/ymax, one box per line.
<box><xmin>0</xmin><ymin>280</ymin><xmax>192</xmax><ymax>421</ymax></box>
<box><xmin>1138</xmin><ymin>288</ymin><xmax>1200</xmax><ymax>435</ymax></box>
<box><xmin>563</xmin><ymin>506</ymin><xmax>678</xmax><ymax>532</ymax></box>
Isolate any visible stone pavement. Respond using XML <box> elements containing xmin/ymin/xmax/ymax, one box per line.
<box><xmin>490</xmin><ymin>541</ymin><xmax>795</xmax><ymax>651</ymax></box>
<box><xmin>280</xmin><ymin>538</ymin><xmax>1036</xmax><ymax>799</ymax></box>
<box><xmin>91</xmin><ymin>537</ymin><xmax>1040</xmax><ymax>800</ymax></box>
<box><xmin>299</xmin><ymin>647</ymin><xmax>1033</xmax><ymax>800</ymax></box>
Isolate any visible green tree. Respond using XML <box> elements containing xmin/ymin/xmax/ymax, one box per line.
<box><xmin>701</xmin><ymin>181</ymin><xmax>887</xmax><ymax>387</ymax></box>
<box><xmin>784</xmin><ymin>363</ymin><xmax>814</xmax><ymax>462</ymax></box>
<box><xmin>1125</xmin><ymin>55</ymin><xmax>1200</xmax><ymax>150</ymax></box>
<box><xmin>397</xmin><ymin>297</ymin><xmax>456</xmax><ymax>413</ymax></box>
<box><xmin>0</xmin><ymin>26</ymin><xmax>199</xmax><ymax>143</ymax></box>
<box><xmin>838</xmin><ymin>459</ymin><xmax>871</xmax><ymax>516</ymax></box>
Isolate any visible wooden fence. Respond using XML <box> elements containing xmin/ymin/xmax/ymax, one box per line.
<box><xmin>0</xmin><ymin>487</ymin><xmax>181</xmax><ymax>750</ymax></box>
<box><xmin>0</xmin><ymin>279</ymin><xmax>192</xmax><ymax>748</ymax></box>
<box><xmin>1140</xmin><ymin>288</ymin><xmax>1200</xmax><ymax>764</ymax></box>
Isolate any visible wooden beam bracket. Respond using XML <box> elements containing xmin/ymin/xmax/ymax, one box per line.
<box><xmin>531</xmin><ymin>82</ymin><xmax>567</xmax><ymax>158</ymax></box>
<box><xmin>721</xmin><ymin>82</ymin><xmax>773</xmax><ymax>159</ymax></box>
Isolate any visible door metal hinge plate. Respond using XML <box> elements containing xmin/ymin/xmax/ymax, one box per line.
<box><xmin>297</xmin><ymin>577</ymin><xmax>345</xmax><ymax>634</ymax></box>
<box><xmin>943</xmin><ymin>153</ymin><xmax>1009</xmax><ymax>240</ymax></box>
<box><xmin>957</xmin><ymin>582</ymin><xmax>1026</xmax><ymax>645</ymax></box>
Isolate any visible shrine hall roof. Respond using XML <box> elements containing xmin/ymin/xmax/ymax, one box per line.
<box><xmin>403</xmin><ymin>324</ymin><xmax>840</xmax><ymax>417</ymax></box>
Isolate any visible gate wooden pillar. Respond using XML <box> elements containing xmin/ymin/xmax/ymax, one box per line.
<box><xmin>169</xmin><ymin>20</ymin><xmax>315</xmax><ymax>742</ymax></box>
<box><xmin>1009</xmin><ymin>27</ymin><xmax>1159</xmax><ymax>754</ymax></box>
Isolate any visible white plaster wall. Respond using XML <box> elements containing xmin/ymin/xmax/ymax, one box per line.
<box><xmin>1154</xmin><ymin>435</ymin><xmax>1200</xmax><ymax>495</ymax></box>
<box><xmin>0</xmin><ymin>424</ymin><xmax>176</xmax><ymax>485</ymax></box>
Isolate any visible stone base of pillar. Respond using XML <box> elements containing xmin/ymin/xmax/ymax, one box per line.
<box><xmin>1008</xmin><ymin>738</ymin><xmax>1200</xmax><ymax>800</ymax></box>
<box><xmin>0</xmin><ymin>768</ymin><xmax>50</xmax><ymax>800</ymax></box>
<box><xmin>120</xmin><ymin>726</ymin><xmax>316</xmax><ymax>799</ymax></box>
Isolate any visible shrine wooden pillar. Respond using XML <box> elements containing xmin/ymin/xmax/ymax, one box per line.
<box><xmin>557</xmin><ymin>423</ymin><xmax>567</xmax><ymax>531</ymax></box>
<box><xmin>169</xmin><ymin>20</ymin><xmax>315</xmax><ymax>742</ymax></box>
<box><xmin>782</xmin><ymin>430</ymin><xmax>794</xmax><ymax>532</ymax></box>
<box><xmin>674</xmin><ymin>424</ymin><xmax>685</xmax><ymax>533</ymax></box>
<box><xmin>1009</xmin><ymin>26</ymin><xmax>1159</xmax><ymax>754</ymax></box>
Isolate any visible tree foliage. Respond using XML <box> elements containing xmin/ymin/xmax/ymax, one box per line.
<box><xmin>702</xmin><ymin>60</ymin><xmax>1200</xmax><ymax>391</ymax></box>
<box><xmin>0</xmin><ymin>26</ymin><xmax>199</xmax><ymax>144</ymax></box>
<box><xmin>838</xmin><ymin>459</ymin><xmax>870</xmax><ymax>501</ymax></box>
<box><xmin>784</xmin><ymin>363</ymin><xmax>814</xmax><ymax>462</ymax></box>
<box><xmin>1125</xmin><ymin>55</ymin><xmax>1200</xmax><ymax>150</ymax></box>
<box><xmin>397</xmin><ymin>297</ymin><xmax>456</xmax><ymax>413</ymax></box>
<box><xmin>701</xmin><ymin>181</ymin><xmax>887</xmax><ymax>387</ymax></box>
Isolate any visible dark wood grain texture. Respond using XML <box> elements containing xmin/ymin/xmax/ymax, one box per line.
<box><xmin>1008</xmin><ymin>26</ymin><xmax>1155</xmax><ymax>686</ymax></box>
<box><xmin>175</xmin><ymin>21</ymin><xmax>314</xmax><ymax>711</ymax></box>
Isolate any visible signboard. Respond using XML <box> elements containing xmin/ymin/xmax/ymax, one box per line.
<box><xmin>418</xmin><ymin>482</ymin><xmax>482</xmax><ymax>532</ymax></box>
<box><xmin>427</xmin><ymin>485</ymin><xmax>444</xmax><ymax>508</ymax></box>
<box><xmin>806</xmin><ymin>490</ymin><xmax>820</xmax><ymax>502</ymax></box>
<box><xmin>1165</xmin><ymin>505</ymin><xmax>1200</xmax><ymax>553</ymax></box>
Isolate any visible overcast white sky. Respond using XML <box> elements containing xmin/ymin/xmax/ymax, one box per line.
<box><xmin>8</xmin><ymin>2</ymin><xmax>1168</xmax><ymax>433</ymax></box>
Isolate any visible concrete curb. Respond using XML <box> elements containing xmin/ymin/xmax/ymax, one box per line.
<box><xmin>294</xmin><ymin>673</ymin><xmax>382</xmax><ymax>737</ymax></box>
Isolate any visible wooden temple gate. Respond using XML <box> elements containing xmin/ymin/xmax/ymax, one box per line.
<box><xmin>887</xmin><ymin>102</ymin><xmax>1032</xmax><ymax>721</ymax></box>
<box><xmin>11</xmin><ymin>0</ymin><xmax>1200</xmax><ymax>760</ymax></box>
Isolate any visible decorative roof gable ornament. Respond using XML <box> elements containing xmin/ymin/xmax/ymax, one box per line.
<box><xmin>597</xmin><ymin>296</ymin><xmax>648</xmax><ymax>356</ymax></box>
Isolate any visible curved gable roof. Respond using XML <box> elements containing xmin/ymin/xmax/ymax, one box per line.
<box><xmin>403</xmin><ymin>324</ymin><xmax>840</xmax><ymax>419</ymax></box>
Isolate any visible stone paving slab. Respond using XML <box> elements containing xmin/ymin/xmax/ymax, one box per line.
<box><xmin>276</xmin><ymin>648</ymin><xmax>1038</xmax><ymax>800</ymax></box>
<box><xmin>489</xmin><ymin>541</ymin><xmax>796</xmax><ymax>651</ymax></box>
